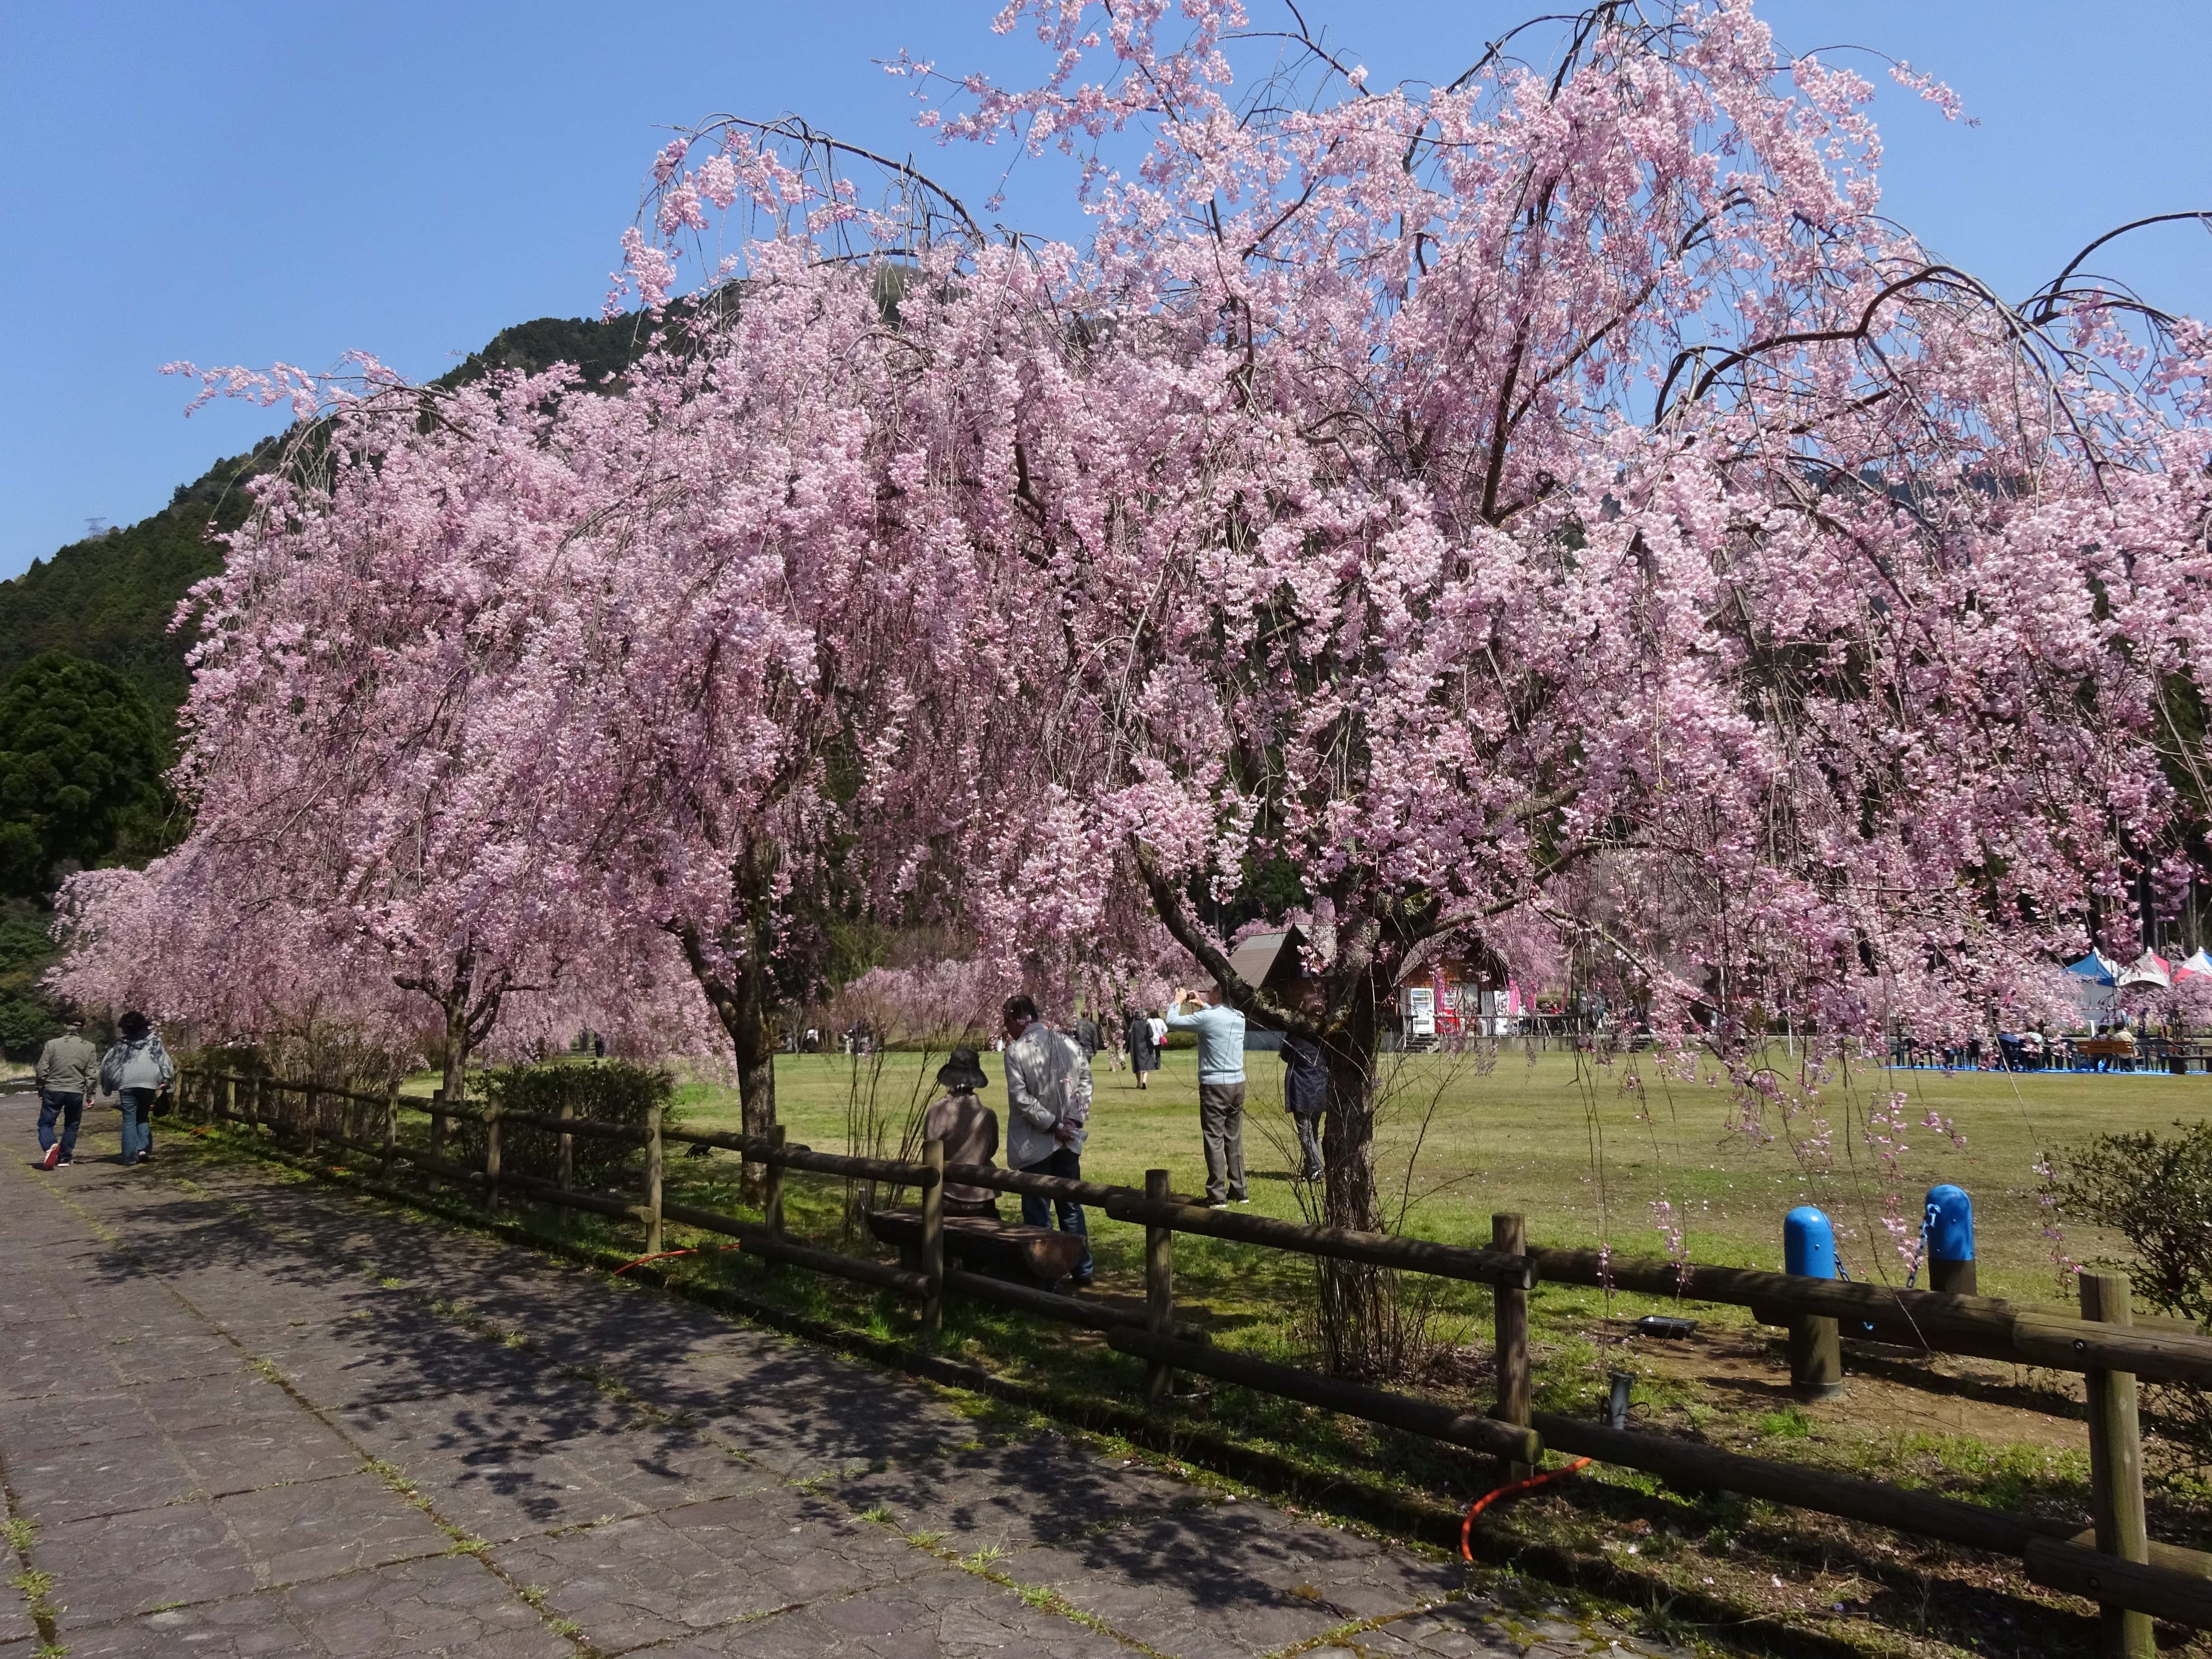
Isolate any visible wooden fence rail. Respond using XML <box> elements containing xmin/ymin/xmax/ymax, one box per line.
<box><xmin>177</xmin><ymin>1069</ymin><xmax>2212</xmax><ymax>1641</ymax></box>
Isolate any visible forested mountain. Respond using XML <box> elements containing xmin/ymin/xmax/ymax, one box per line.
<box><xmin>0</xmin><ymin>309</ymin><xmax>656</xmax><ymax>717</ymax></box>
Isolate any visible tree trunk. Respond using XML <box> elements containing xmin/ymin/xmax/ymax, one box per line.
<box><xmin>441</xmin><ymin>1001</ymin><xmax>470</xmax><ymax>1109</ymax></box>
<box><xmin>1314</xmin><ymin>976</ymin><xmax>1390</xmax><ymax>1377</ymax></box>
<box><xmin>731</xmin><ymin>974</ymin><xmax>778</xmax><ymax>1207</ymax></box>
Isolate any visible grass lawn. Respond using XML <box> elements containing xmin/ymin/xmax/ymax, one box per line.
<box><xmin>679</xmin><ymin>1043</ymin><xmax>2212</xmax><ymax>1304</ymax></box>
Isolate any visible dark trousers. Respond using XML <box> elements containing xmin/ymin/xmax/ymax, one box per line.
<box><xmin>1018</xmin><ymin>1147</ymin><xmax>1092</xmax><ymax>1281</ymax></box>
<box><xmin>1290</xmin><ymin>1110</ymin><xmax>1324</xmax><ymax>1179</ymax></box>
<box><xmin>1199</xmin><ymin>1082</ymin><xmax>1247</xmax><ymax>1203</ymax></box>
<box><xmin>38</xmin><ymin>1091</ymin><xmax>84</xmax><ymax>1159</ymax></box>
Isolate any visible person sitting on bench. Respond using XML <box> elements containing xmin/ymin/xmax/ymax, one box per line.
<box><xmin>925</xmin><ymin>1046</ymin><xmax>1003</xmax><ymax>1218</ymax></box>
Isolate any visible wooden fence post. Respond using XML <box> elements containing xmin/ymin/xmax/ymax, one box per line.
<box><xmin>764</xmin><ymin>1125</ymin><xmax>786</xmax><ymax>1242</ymax></box>
<box><xmin>428</xmin><ymin>1087</ymin><xmax>446</xmax><ymax>1179</ymax></box>
<box><xmin>920</xmin><ymin>1138</ymin><xmax>945</xmax><ymax>1340</ymax></box>
<box><xmin>558</xmin><ymin>1096</ymin><xmax>575</xmax><ymax>1193</ymax></box>
<box><xmin>644</xmin><ymin>1097</ymin><xmax>664</xmax><ymax>1256</ymax></box>
<box><xmin>304</xmin><ymin>1083</ymin><xmax>320</xmax><ymax>1158</ymax></box>
<box><xmin>484</xmin><ymin>1090</ymin><xmax>503</xmax><ymax>1210</ymax></box>
<box><xmin>381</xmin><ymin>1087</ymin><xmax>398</xmax><ymax>1181</ymax></box>
<box><xmin>1493</xmin><ymin>1212</ymin><xmax>1533</xmax><ymax>1481</ymax></box>
<box><xmin>1145</xmin><ymin>1168</ymin><xmax>1176</xmax><ymax>1410</ymax></box>
<box><xmin>2081</xmin><ymin>1271</ymin><xmax>2154</xmax><ymax>1659</ymax></box>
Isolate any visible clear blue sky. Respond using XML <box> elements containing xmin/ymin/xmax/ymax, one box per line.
<box><xmin>3</xmin><ymin>0</ymin><xmax>2206</xmax><ymax>581</ymax></box>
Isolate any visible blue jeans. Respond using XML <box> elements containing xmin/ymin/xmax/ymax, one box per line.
<box><xmin>38</xmin><ymin>1092</ymin><xmax>84</xmax><ymax>1159</ymax></box>
<box><xmin>117</xmin><ymin>1088</ymin><xmax>157</xmax><ymax>1164</ymax></box>
<box><xmin>1019</xmin><ymin>1147</ymin><xmax>1092</xmax><ymax>1282</ymax></box>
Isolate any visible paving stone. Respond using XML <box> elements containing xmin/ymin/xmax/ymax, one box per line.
<box><xmin>829</xmin><ymin>1434</ymin><xmax>1220</xmax><ymax>1553</ymax></box>
<box><xmin>0</xmin><ymin>1386</ymin><xmax>159</xmax><ymax>1452</ymax></box>
<box><xmin>661</xmin><ymin>1565</ymin><xmax>1134</xmax><ymax>1658</ymax></box>
<box><xmin>56</xmin><ymin>1591</ymin><xmax>320</xmax><ymax>1657</ymax></box>
<box><xmin>999</xmin><ymin>1500</ymin><xmax>1465</xmax><ymax>1658</ymax></box>
<box><xmin>337</xmin><ymin>1377</ymin><xmax>636</xmax><ymax>1462</ymax></box>
<box><xmin>7</xmin><ymin>1431</ymin><xmax>200</xmax><ymax>1523</ymax></box>
<box><xmin>491</xmin><ymin>1492</ymin><xmax>923</xmax><ymax>1650</ymax></box>
<box><xmin>172</xmin><ymin>1414</ymin><xmax>367</xmax><ymax>1495</ymax></box>
<box><xmin>277</xmin><ymin>1551</ymin><xmax>571</xmax><ymax>1657</ymax></box>
<box><xmin>0</xmin><ymin>1337</ymin><xmax>124</xmax><ymax>1402</ymax></box>
<box><xmin>0</xmin><ymin>1579</ymin><xmax>35</xmax><ymax>1647</ymax></box>
<box><xmin>38</xmin><ymin>1500</ymin><xmax>259</xmax><ymax>1628</ymax></box>
<box><xmin>139</xmin><ymin>1370</ymin><xmax>300</xmax><ymax>1435</ymax></box>
<box><xmin>104</xmin><ymin>1329</ymin><xmax>254</xmax><ymax>1387</ymax></box>
<box><xmin>216</xmin><ymin>1468</ymin><xmax>455</xmax><ymax>1583</ymax></box>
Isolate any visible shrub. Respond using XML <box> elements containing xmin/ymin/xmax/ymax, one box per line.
<box><xmin>457</xmin><ymin>1061</ymin><xmax>675</xmax><ymax>1190</ymax></box>
<box><xmin>2053</xmin><ymin>1120</ymin><xmax>2212</xmax><ymax>1475</ymax></box>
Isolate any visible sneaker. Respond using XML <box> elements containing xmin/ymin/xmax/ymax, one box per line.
<box><xmin>40</xmin><ymin>1143</ymin><xmax>60</xmax><ymax>1171</ymax></box>
<box><xmin>1201</xmin><ymin>1197</ymin><xmax>1229</xmax><ymax>1209</ymax></box>
<box><xmin>55</xmin><ymin>1156</ymin><xmax>74</xmax><ymax>1167</ymax></box>
<box><xmin>1069</xmin><ymin>1274</ymin><xmax>1094</xmax><ymax>1290</ymax></box>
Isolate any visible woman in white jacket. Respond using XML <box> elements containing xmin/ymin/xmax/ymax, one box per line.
<box><xmin>99</xmin><ymin>1011</ymin><xmax>174</xmax><ymax>1167</ymax></box>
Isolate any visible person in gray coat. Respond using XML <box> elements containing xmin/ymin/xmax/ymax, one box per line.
<box><xmin>1001</xmin><ymin>996</ymin><xmax>1094</xmax><ymax>1286</ymax></box>
<box><xmin>34</xmin><ymin>1012</ymin><xmax>98</xmax><ymax>1170</ymax></box>
<box><xmin>99</xmin><ymin>1010</ymin><xmax>174</xmax><ymax>1167</ymax></box>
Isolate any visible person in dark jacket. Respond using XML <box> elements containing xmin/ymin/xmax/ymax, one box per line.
<box><xmin>1123</xmin><ymin>1007</ymin><xmax>1159</xmax><ymax>1089</ymax></box>
<box><xmin>1279</xmin><ymin>1033</ymin><xmax>1327</xmax><ymax>1181</ymax></box>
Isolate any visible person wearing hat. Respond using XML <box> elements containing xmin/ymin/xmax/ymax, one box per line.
<box><xmin>925</xmin><ymin>1046</ymin><xmax>1004</xmax><ymax>1218</ymax></box>
<box><xmin>33</xmin><ymin>1010</ymin><xmax>98</xmax><ymax>1170</ymax></box>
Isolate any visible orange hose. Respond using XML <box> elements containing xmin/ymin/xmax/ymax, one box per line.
<box><xmin>612</xmin><ymin>1244</ymin><xmax>743</xmax><ymax>1276</ymax></box>
<box><xmin>1460</xmin><ymin>1457</ymin><xmax>1594</xmax><ymax>1561</ymax></box>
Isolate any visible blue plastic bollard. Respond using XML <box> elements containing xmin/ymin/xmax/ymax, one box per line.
<box><xmin>1782</xmin><ymin>1206</ymin><xmax>1843</xmax><ymax>1400</ymax></box>
<box><xmin>1784</xmin><ymin>1205</ymin><xmax>1837</xmax><ymax>1279</ymax></box>
<box><xmin>1924</xmin><ymin>1183</ymin><xmax>1977</xmax><ymax>1295</ymax></box>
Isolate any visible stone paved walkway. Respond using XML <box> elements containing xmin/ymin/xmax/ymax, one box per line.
<box><xmin>0</xmin><ymin>1100</ymin><xmax>1700</xmax><ymax>1658</ymax></box>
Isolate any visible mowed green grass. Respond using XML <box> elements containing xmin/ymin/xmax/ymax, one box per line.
<box><xmin>677</xmin><ymin>1044</ymin><xmax>2212</xmax><ymax>1305</ymax></box>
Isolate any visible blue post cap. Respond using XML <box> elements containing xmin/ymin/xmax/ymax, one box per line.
<box><xmin>1925</xmin><ymin>1183</ymin><xmax>1974</xmax><ymax>1263</ymax></box>
<box><xmin>1784</xmin><ymin>1205</ymin><xmax>1837</xmax><ymax>1279</ymax></box>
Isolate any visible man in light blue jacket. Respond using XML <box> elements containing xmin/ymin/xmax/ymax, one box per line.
<box><xmin>1167</xmin><ymin>984</ymin><xmax>1247</xmax><ymax>1207</ymax></box>
<box><xmin>98</xmin><ymin>1010</ymin><xmax>174</xmax><ymax>1167</ymax></box>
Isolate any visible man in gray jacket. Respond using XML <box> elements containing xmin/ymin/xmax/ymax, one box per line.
<box><xmin>34</xmin><ymin>1012</ymin><xmax>98</xmax><ymax>1170</ymax></box>
<box><xmin>1000</xmin><ymin>995</ymin><xmax>1094</xmax><ymax>1287</ymax></box>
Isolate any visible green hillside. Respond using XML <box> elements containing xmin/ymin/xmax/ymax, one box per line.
<box><xmin>0</xmin><ymin>310</ymin><xmax>657</xmax><ymax>718</ymax></box>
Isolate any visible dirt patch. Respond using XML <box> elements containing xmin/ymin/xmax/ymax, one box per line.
<box><xmin>1586</xmin><ymin>1319</ymin><xmax>2090</xmax><ymax>1453</ymax></box>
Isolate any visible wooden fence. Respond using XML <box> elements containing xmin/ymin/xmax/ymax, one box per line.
<box><xmin>180</xmin><ymin>1069</ymin><xmax>2212</xmax><ymax>1647</ymax></box>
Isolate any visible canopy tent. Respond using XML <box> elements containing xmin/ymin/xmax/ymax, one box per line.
<box><xmin>2064</xmin><ymin>951</ymin><xmax>2121</xmax><ymax>985</ymax></box>
<box><xmin>2177</xmin><ymin>949</ymin><xmax>2212</xmax><ymax>981</ymax></box>
<box><xmin>2118</xmin><ymin>951</ymin><xmax>2173</xmax><ymax>989</ymax></box>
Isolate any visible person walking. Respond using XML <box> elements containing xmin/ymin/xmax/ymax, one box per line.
<box><xmin>1001</xmin><ymin>994</ymin><xmax>1094</xmax><ymax>1287</ymax></box>
<box><xmin>1280</xmin><ymin>1031</ymin><xmax>1327</xmax><ymax>1182</ymax></box>
<box><xmin>1166</xmin><ymin>984</ymin><xmax>1248</xmax><ymax>1207</ymax></box>
<box><xmin>33</xmin><ymin>1011</ymin><xmax>98</xmax><ymax>1170</ymax></box>
<box><xmin>1123</xmin><ymin>1006</ymin><xmax>1159</xmax><ymax>1089</ymax></box>
<box><xmin>924</xmin><ymin>1046</ymin><xmax>1003</xmax><ymax>1218</ymax></box>
<box><xmin>1071</xmin><ymin>1011</ymin><xmax>1102</xmax><ymax>1067</ymax></box>
<box><xmin>99</xmin><ymin>1010</ymin><xmax>173</xmax><ymax>1167</ymax></box>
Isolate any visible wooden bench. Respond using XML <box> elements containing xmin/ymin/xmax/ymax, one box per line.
<box><xmin>866</xmin><ymin>1210</ymin><xmax>1087</xmax><ymax>1291</ymax></box>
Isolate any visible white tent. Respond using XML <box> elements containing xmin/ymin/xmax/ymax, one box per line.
<box><xmin>2118</xmin><ymin>951</ymin><xmax>2173</xmax><ymax>989</ymax></box>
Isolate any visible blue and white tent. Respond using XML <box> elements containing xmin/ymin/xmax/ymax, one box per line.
<box><xmin>2064</xmin><ymin>951</ymin><xmax>2121</xmax><ymax>985</ymax></box>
